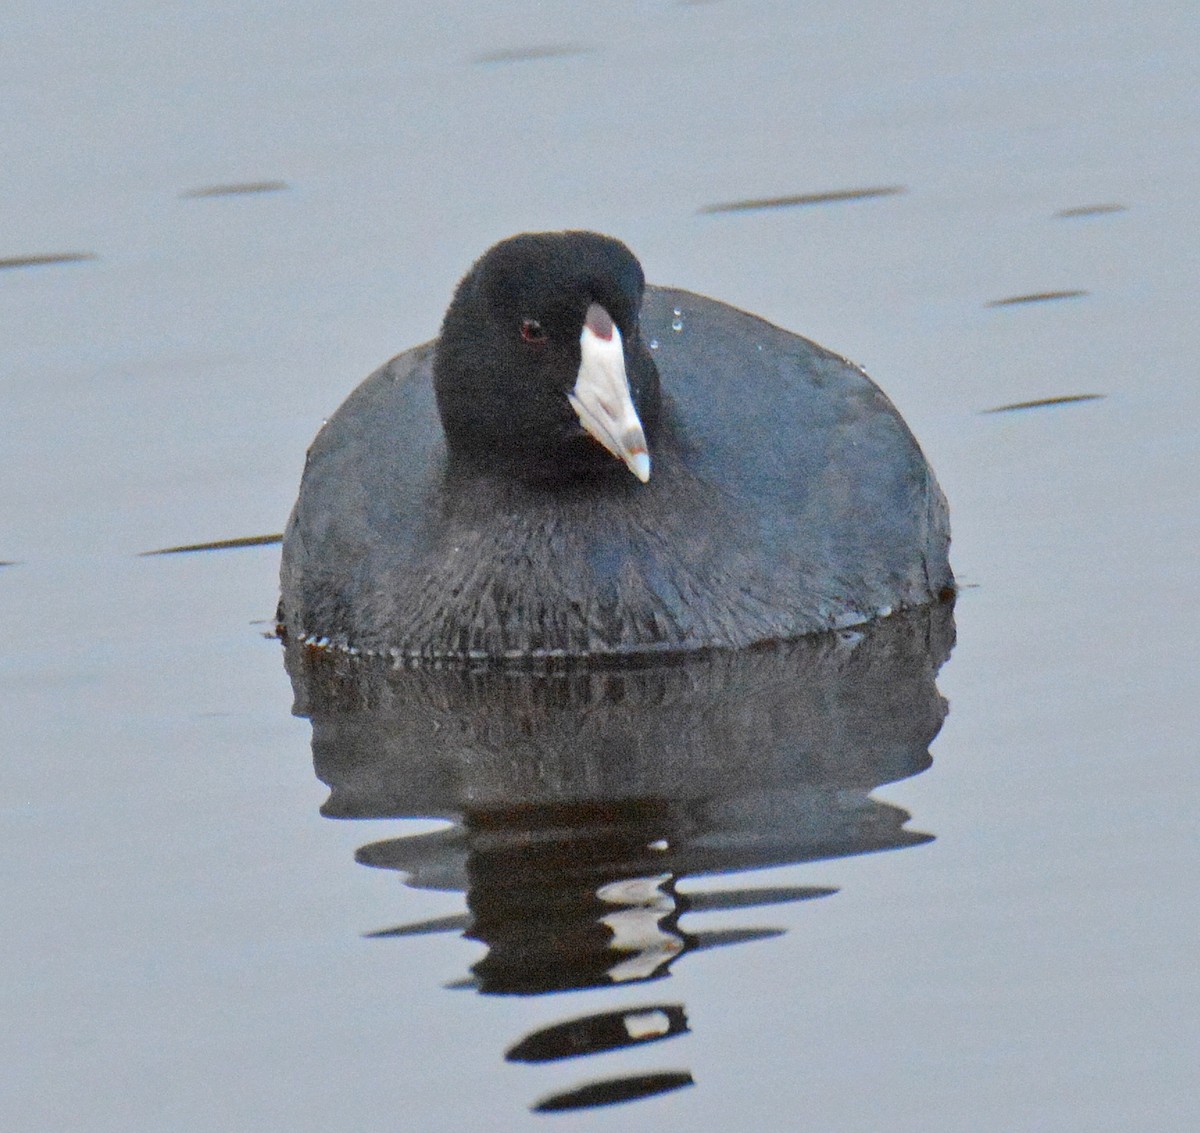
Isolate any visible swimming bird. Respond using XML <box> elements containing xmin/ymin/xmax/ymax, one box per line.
<box><xmin>279</xmin><ymin>230</ymin><xmax>952</xmax><ymax>662</ymax></box>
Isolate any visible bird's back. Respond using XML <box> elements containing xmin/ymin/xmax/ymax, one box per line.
<box><xmin>279</xmin><ymin>286</ymin><xmax>952</xmax><ymax>660</ymax></box>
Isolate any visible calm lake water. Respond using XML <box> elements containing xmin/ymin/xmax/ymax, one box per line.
<box><xmin>4</xmin><ymin>2</ymin><xmax>1197</xmax><ymax>1129</ymax></box>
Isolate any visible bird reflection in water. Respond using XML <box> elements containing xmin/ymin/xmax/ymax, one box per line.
<box><xmin>284</xmin><ymin>600</ymin><xmax>954</xmax><ymax>1113</ymax></box>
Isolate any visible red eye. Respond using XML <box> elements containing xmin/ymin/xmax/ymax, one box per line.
<box><xmin>520</xmin><ymin>318</ymin><xmax>547</xmax><ymax>344</ymax></box>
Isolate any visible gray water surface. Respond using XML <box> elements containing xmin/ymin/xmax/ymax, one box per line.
<box><xmin>4</xmin><ymin>2</ymin><xmax>1198</xmax><ymax>1130</ymax></box>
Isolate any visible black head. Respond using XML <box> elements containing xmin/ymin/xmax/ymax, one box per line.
<box><xmin>432</xmin><ymin>231</ymin><xmax>661</xmax><ymax>486</ymax></box>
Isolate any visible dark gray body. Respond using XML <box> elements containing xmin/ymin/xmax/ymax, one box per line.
<box><xmin>279</xmin><ymin>286</ymin><xmax>952</xmax><ymax>660</ymax></box>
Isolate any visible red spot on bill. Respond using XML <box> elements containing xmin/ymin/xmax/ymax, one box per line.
<box><xmin>585</xmin><ymin>303</ymin><xmax>615</xmax><ymax>341</ymax></box>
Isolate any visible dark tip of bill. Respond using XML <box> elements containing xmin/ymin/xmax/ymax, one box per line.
<box><xmin>140</xmin><ymin>533</ymin><xmax>283</xmax><ymax>556</ymax></box>
<box><xmin>473</xmin><ymin>43</ymin><xmax>589</xmax><ymax>64</ymax></box>
<box><xmin>0</xmin><ymin>252</ymin><xmax>97</xmax><ymax>271</ymax></box>
<box><xmin>533</xmin><ymin>1071</ymin><xmax>695</xmax><ymax>1113</ymax></box>
<box><xmin>181</xmin><ymin>181</ymin><xmax>289</xmax><ymax>199</ymax></box>
<box><xmin>1055</xmin><ymin>204</ymin><xmax>1127</xmax><ymax>219</ymax></box>
<box><xmin>986</xmin><ymin>289</ymin><xmax>1088</xmax><ymax>307</ymax></box>
<box><xmin>982</xmin><ymin>393</ymin><xmax>1105</xmax><ymax>414</ymax></box>
<box><xmin>699</xmin><ymin>185</ymin><xmax>906</xmax><ymax>215</ymax></box>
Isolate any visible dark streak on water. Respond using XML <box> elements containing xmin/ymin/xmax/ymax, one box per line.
<box><xmin>140</xmin><ymin>533</ymin><xmax>284</xmax><ymax>556</ymax></box>
<box><xmin>473</xmin><ymin>44</ymin><xmax>590</xmax><ymax>64</ymax></box>
<box><xmin>982</xmin><ymin>393</ymin><xmax>1105</xmax><ymax>414</ymax></box>
<box><xmin>686</xmin><ymin>884</ymin><xmax>835</xmax><ymax>911</ymax></box>
<box><xmin>698</xmin><ymin>186</ymin><xmax>906</xmax><ymax>214</ymax></box>
<box><xmin>1055</xmin><ymin>204</ymin><xmax>1127</xmax><ymax>219</ymax></box>
<box><xmin>366</xmin><ymin>913</ymin><xmax>472</xmax><ymax>938</ymax></box>
<box><xmin>506</xmin><ymin>1005</ymin><xmax>689</xmax><ymax>1063</ymax></box>
<box><xmin>987</xmin><ymin>289</ymin><xmax>1088</xmax><ymax>307</ymax></box>
<box><xmin>181</xmin><ymin>181</ymin><xmax>289</xmax><ymax>199</ymax></box>
<box><xmin>0</xmin><ymin>252</ymin><xmax>96</xmax><ymax>270</ymax></box>
<box><xmin>533</xmin><ymin>1071</ymin><xmax>695</xmax><ymax>1112</ymax></box>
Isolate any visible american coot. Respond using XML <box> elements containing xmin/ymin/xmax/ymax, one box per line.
<box><xmin>279</xmin><ymin>231</ymin><xmax>952</xmax><ymax>661</ymax></box>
